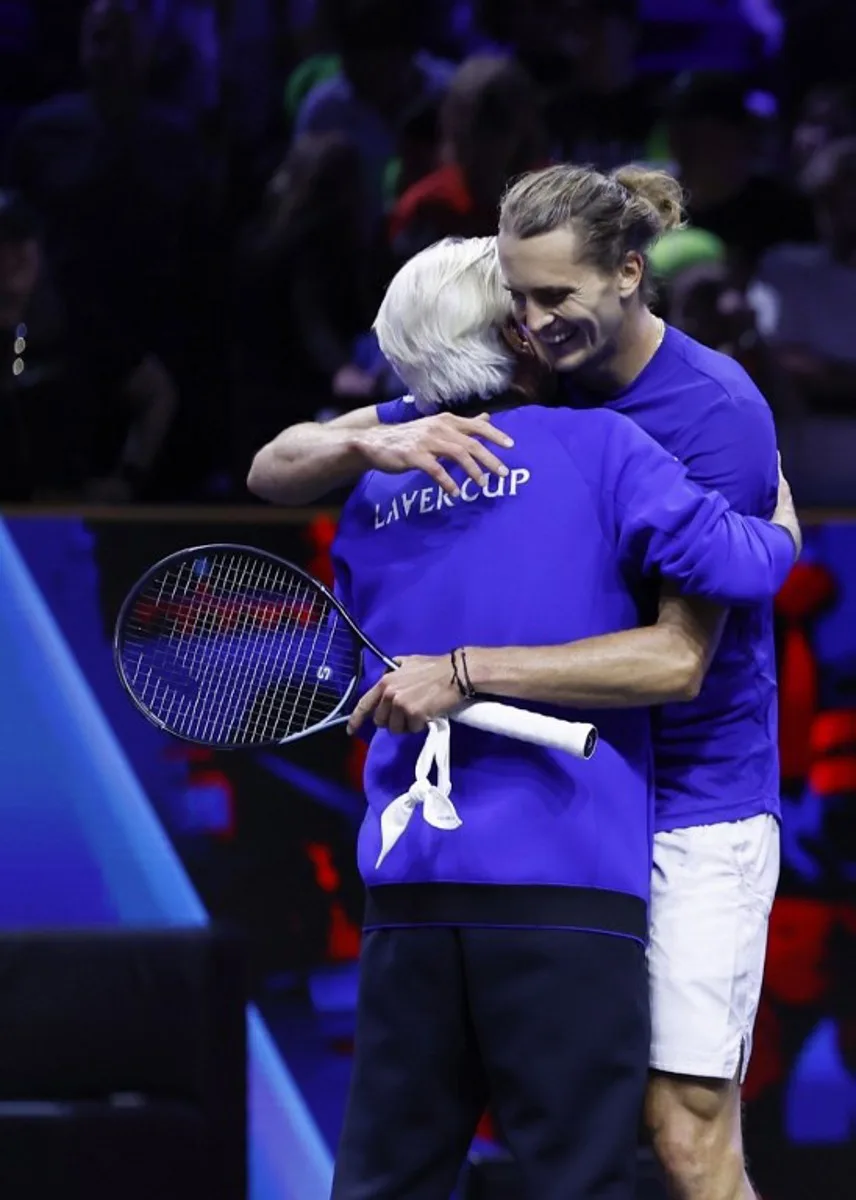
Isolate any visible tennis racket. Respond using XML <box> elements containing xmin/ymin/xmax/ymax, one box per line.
<box><xmin>114</xmin><ymin>544</ymin><xmax>598</xmax><ymax>759</ymax></box>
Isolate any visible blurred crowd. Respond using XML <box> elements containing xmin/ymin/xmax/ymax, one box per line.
<box><xmin>2</xmin><ymin>0</ymin><xmax>856</xmax><ymax>505</ymax></box>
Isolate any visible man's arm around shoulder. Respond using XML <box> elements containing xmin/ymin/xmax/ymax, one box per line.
<box><xmin>247</xmin><ymin>405</ymin><xmax>513</xmax><ymax>506</ymax></box>
<box><xmin>247</xmin><ymin>405</ymin><xmax>380</xmax><ymax>506</ymax></box>
<box><xmin>465</xmin><ymin>584</ymin><xmax>726</xmax><ymax>709</ymax></box>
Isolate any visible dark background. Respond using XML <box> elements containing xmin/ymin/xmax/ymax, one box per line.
<box><xmin>3</xmin><ymin>0</ymin><xmax>856</xmax><ymax>509</ymax></box>
<box><xmin>2</xmin><ymin>0</ymin><xmax>856</xmax><ymax>1194</ymax></box>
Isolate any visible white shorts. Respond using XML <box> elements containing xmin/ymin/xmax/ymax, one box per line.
<box><xmin>648</xmin><ymin>813</ymin><xmax>780</xmax><ymax>1083</ymax></box>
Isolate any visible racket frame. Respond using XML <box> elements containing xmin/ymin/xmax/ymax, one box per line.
<box><xmin>113</xmin><ymin>543</ymin><xmax>395</xmax><ymax>749</ymax></box>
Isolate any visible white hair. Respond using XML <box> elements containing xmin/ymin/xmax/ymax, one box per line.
<box><xmin>373</xmin><ymin>237</ymin><xmax>515</xmax><ymax>413</ymax></box>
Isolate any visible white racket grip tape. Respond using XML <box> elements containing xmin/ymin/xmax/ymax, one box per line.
<box><xmin>453</xmin><ymin>701</ymin><xmax>597</xmax><ymax>760</ymax></box>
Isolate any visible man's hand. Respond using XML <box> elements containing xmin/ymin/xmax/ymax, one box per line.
<box><xmin>348</xmin><ymin>655</ymin><xmax>462</xmax><ymax>735</ymax></box>
<box><xmin>773</xmin><ymin>453</ymin><xmax>802</xmax><ymax>558</ymax></box>
<box><xmin>352</xmin><ymin>412</ymin><xmax>514</xmax><ymax>496</ymax></box>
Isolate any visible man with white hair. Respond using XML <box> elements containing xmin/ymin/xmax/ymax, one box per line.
<box><xmin>258</xmin><ymin>237</ymin><xmax>800</xmax><ymax>1199</ymax></box>
<box><xmin>248</xmin><ymin>241</ymin><xmax>527</xmax><ymax>504</ymax></box>
<box><xmin>372</xmin><ymin>232</ymin><xmax>523</xmax><ymax>409</ymax></box>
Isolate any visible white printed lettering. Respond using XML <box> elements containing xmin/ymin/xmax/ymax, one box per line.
<box><xmin>373</xmin><ymin>465</ymin><xmax>532</xmax><ymax>530</ymax></box>
<box><xmin>509</xmin><ymin>468</ymin><xmax>531</xmax><ymax>495</ymax></box>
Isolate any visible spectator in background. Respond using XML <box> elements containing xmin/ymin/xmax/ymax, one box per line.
<box><xmin>389</xmin><ymin>56</ymin><xmax>547</xmax><ymax>261</ymax></box>
<box><xmin>3</xmin><ymin>0</ymin><xmax>198</xmax><ymax>497</ymax></box>
<box><xmin>293</xmin><ymin>0</ymin><xmax>453</xmax><ymax>229</ymax></box>
<box><xmin>232</xmin><ymin>133</ymin><xmax>379</xmax><ymax>481</ymax></box>
<box><xmin>0</xmin><ymin>1</ymin><xmax>38</xmax><ymax>156</ymax></box>
<box><xmin>749</xmin><ymin>137</ymin><xmax>856</xmax><ymax>506</ymax></box>
<box><xmin>650</xmin><ymin>226</ymin><xmax>790</xmax><ymax>423</ymax></box>
<box><xmin>0</xmin><ymin>188</ymin><xmax>176</xmax><ymax>503</ymax></box>
<box><xmin>665</xmin><ymin>71</ymin><xmax>815</xmax><ymax>277</ymax></box>
<box><xmin>148</xmin><ymin>0</ymin><xmax>224</xmax><ymax>129</ymax></box>
<box><xmin>671</xmin><ymin>263</ymin><xmax>787</xmax><ymax>416</ymax></box>
<box><xmin>751</xmin><ymin>137</ymin><xmax>856</xmax><ymax>415</ymax></box>
<box><xmin>791</xmin><ymin>80</ymin><xmax>856</xmax><ymax>174</ymax></box>
<box><xmin>0</xmin><ymin>189</ymin><xmax>81</xmax><ymax>502</ymax></box>
<box><xmin>472</xmin><ymin>0</ymin><xmax>581</xmax><ymax>152</ymax></box>
<box><xmin>552</xmin><ymin>0</ymin><xmax>658</xmax><ymax>168</ymax></box>
<box><xmin>778</xmin><ymin>0</ymin><xmax>856</xmax><ymax>111</ymax></box>
<box><xmin>474</xmin><ymin>0</ymin><xmax>655</xmax><ymax>167</ymax></box>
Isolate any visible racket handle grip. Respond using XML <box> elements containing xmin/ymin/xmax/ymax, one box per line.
<box><xmin>453</xmin><ymin>700</ymin><xmax>597</xmax><ymax>760</ymax></box>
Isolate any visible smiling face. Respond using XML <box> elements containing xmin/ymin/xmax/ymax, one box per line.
<box><xmin>497</xmin><ymin>226</ymin><xmax>643</xmax><ymax>374</ymax></box>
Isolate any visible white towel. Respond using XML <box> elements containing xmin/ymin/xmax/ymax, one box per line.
<box><xmin>375</xmin><ymin>718</ymin><xmax>462</xmax><ymax>868</ymax></box>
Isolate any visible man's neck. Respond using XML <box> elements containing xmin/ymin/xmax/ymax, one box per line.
<box><xmin>572</xmin><ymin>307</ymin><xmax>663</xmax><ymax>396</ymax></box>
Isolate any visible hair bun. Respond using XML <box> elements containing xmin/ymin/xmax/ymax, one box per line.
<box><xmin>611</xmin><ymin>166</ymin><xmax>685</xmax><ymax>234</ymax></box>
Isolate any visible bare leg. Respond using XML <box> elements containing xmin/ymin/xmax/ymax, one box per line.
<box><xmin>646</xmin><ymin>1070</ymin><xmax>757</xmax><ymax>1200</ymax></box>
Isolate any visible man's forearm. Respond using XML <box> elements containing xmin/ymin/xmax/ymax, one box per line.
<box><xmin>247</xmin><ymin>408</ymin><xmax>378</xmax><ymax>505</ymax></box>
<box><xmin>465</xmin><ymin>624</ymin><xmax>706</xmax><ymax>709</ymax></box>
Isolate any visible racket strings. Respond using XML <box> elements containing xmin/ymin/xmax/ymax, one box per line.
<box><xmin>118</xmin><ymin>550</ymin><xmax>361</xmax><ymax>746</ymax></box>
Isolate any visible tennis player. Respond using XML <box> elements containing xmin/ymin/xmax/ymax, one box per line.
<box><xmin>270</xmin><ymin>235</ymin><xmax>797</xmax><ymax>1199</ymax></box>
<box><xmin>494</xmin><ymin>166</ymin><xmax>782</xmax><ymax>1200</ymax></box>
<box><xmin>250</xmin><ymin>169</ymin><xmax>787</xmax><ymax>1200</ymax></box>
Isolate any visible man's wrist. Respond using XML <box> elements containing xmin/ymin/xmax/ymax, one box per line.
<box><xmin>460</xmin><ymin>647</ymin><xmax>497</xmax><ymax>694</ymax></box>
<box><xmin>346</xmin><ymin>427</ymin><xmax>376</xmax><ymax>468</ymax></box>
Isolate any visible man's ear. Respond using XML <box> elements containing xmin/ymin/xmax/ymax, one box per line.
<box><xmin>506</xmin><ymin>323</ymin><xmax>552</xmax><ymax>401</ymax></box>
<box><xmin>500</xmin><ymin>317</ymin><xmax>530</xmax><ymax>355</ymax></box>
<box><xmin>618</xmin><ymin>250</ymin><xmax>645</xmax><ymax>299</ymax></box>
<box><xmin>502</xmin><ymin>318</ymin><xmax>550</xmax><ymax>367</ymax></box>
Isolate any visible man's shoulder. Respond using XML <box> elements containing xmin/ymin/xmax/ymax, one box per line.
<box><xmin>376</xmin><ymin>394</ymin><xmax>420</xmax><ymax>424</ymax></box>
<box><xmin>517</xmin><ymin>403</ymin><xmax>644</xmax><ymax>464</ymax></box>
<box><xmin>647</xmin><ymin>330</ymin><xmax>777</xmax><ymax>508</ymax></box>
<box><xmin>378</xmin><ymin>394</ymin><xmax>640</xmax><ymax>449</ymax></box>
<box><xmin>662</xmin><ymin>327</ymin><xmax>770</xmax><ymax>420</ymax></box>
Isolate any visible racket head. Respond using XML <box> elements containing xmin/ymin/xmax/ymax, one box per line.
<box><xmin>113</xmin><ymin>544</ymin><xmax>365</xmax><ymax>748</ymax></box>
